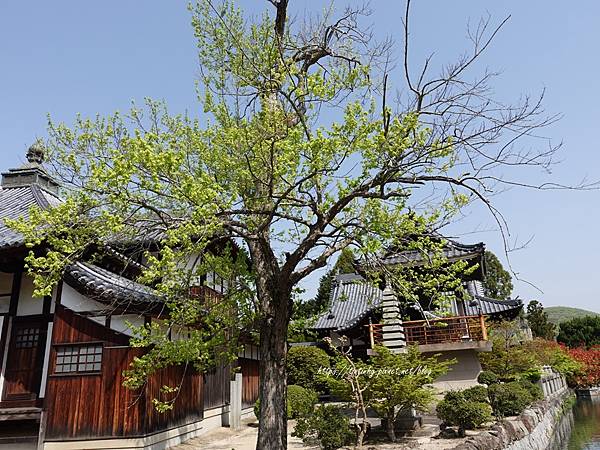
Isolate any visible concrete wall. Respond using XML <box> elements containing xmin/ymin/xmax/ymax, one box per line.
<box><xmin>429</xmin><ymin>349</ymin><xmax>482</xmax><ymax>391</ymax></box>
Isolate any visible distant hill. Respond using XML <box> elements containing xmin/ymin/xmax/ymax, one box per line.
<box><xmin>544</xmin><ymin>306</ymin><xmax>599</xmax><ymax>325</ymax></box>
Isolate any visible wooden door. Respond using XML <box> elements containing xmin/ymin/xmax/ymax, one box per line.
<box><xmin>2</xmin><ymin>317</ymin><xmax>47</xmax><ymax>404</ymax></box>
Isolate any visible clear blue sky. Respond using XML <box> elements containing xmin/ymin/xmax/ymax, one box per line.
<box><xmin>1</xmin><ymin>1</ymin><xmax>598</xmax><ymax>311</ymax></box>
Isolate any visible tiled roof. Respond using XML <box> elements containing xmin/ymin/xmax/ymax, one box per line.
<box><xmin>312</xmin><ymin>273</ymin><xmax>523</xmax><ymax>332</ymax></box>
<box><xmin>64</xmin><ymin>261</ymin><xmax>162</xmax><ymax>307</ymax></box>
<box><xmin>381</xmin><ymin>240</ymin><xmax>484</xmax><ymax>266</ymax></box>
<box><xmin>461</xmin><ymin>296</ymin><xmax>523</xmax><ymax>316</ymax></box>
<box><xmin>312</xmin><ymin>274</ymin><xmax>383</xmax><ymax>331</ymax></box>
<box><xmin>0</xmin><ymin>157</ymin><xmax>161</xmax><ymax>309</ymax></box>
<box><xmin>460</xmin><ymin>281</ymin><xmax>523</xmax><ymax>315</ymax></box>
<box><xmin>0</xmin><ymin>185</ymin><xmax>60</xmax><ymax>250</ymax></box>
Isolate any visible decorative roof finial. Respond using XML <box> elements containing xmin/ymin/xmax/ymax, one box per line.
<box><xmin>26</xmin><ymin>140</ymin><xmax>45</xmax><ymax>164</ymax></box>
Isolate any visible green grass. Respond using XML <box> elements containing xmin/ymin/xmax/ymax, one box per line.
<box><xmin>544</xmin><ymin>306</ymin><xmax>599</xmax><ymax>325</ymax></box>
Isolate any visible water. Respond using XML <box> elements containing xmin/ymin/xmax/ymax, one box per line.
<box><xmin>551</xmin><ymin>398</ymin><xmax>600</xmax><ymax>450</ymax></box>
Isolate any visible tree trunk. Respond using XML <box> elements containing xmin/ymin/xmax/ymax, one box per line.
<box><xmin>256</xmin><ymin>280</ymin><xmax>291</xmax><ymax>450</ymax></box>
<box><xmin>386</xmin><ymin>408</ymin><xmax>396</xmax><ymax>442</ymax></box>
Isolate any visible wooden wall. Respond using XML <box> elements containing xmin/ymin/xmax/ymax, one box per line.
<box><xmin>239</xmin><ymin>358</ymin><xmax>259</xmax><ymax>408</ymax></box>
<box><xmin>44</xmin><ymin>305</ymin><xmax>205</xmax><ymax>441</ymax></box>
<box><xmin>203</xmin><ymin>363</ymin><xmax>230</xmax><ymax>410</ymax></box>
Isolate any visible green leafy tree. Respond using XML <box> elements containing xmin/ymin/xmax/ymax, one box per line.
<box><xmin>558</xmin><ymin>316</ymin><xmax>600</xmax><ymax>348</ymax></box>
<box><xmin>482</xmin><ymin>250</ymin><xmax>513</xmax><ymax>300</ymax></box>
<box><xmin>367</xmin><ymin>345</ymin><xmax>454</xmax><ymax>442</ymax></box>
<box><xmin>294</xmin><ymin>247</ymin><xmax>355</xmax><ymax>321</ymax></box>
<box><xmin>526</xmin><ymin>300</ymin><xmax>555</xmax><ymax>340</ymax></box>
<box><xmin>479</xmin><ymin>321</ymin><xmax>538</xmax><ymax>380</ymax></box>
<box><xmin>324</xmin><ymin>337</ymin><xmax>372</xmax><ymax>447</ymax></box>
<box><xmin>10</xmin><ymin>1</ymin><xmax>559</xmax><ymax>448</ymax></box>
<box><xmin>523</xmin><ymin>338</ymin><xmax>581</xmax><ymax>378</ymax></box>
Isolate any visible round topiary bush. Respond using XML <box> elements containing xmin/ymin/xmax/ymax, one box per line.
<box><xmin>292</xmin><ymin>404</ymin><xmax>354</xmax><ymax>450</ymax></box>
<box><xmin>287</xmin><ymin>385</ymin><xmax>318</xmax><ymax>419</ymax></box>
<box><xmin>477</xmin><ymin>370</ymin><xmax>499</xmax><ymax>386</ymax></box>
<box><xmin>462</xmin><ymin>385</ymin><xmax>489</xmax><ymax>403</ymax></box>
<box><xmin>488</xmin><ymin>381</ymin><xmax>533</xmax><ymax>417</ymax></box>
<box><xmin>254</xmin><ymin>385</ymin><xmax>318</xmax><ymax>420</ymax></box>
<box><xmin>287</xmin><ymin>346</ymin><xmax>330</xmax><ymax>392</ymax></box>
<box><xmin>436</xmin><ymin>390</ymin><xmax>492</xmax><ymax>435</ymax></box>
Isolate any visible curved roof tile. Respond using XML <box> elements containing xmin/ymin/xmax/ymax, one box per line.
<box><xmin>64</xmin><ymin>261</ymin><xmax>162</xmax><ymax>308</ymax></box>
<box><xmin>312</xmin><ymin>274</ymin><xmax>382</xmax><ymax>331</ymax></box>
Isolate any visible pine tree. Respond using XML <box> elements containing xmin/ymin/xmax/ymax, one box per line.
<box><xmin>527</xmin><ymin>300</ymin><xmax>555</xmax><ymax>340</ymax></box>
<box><xmin>483</xmin><ymin>251</ymin><xmax>513</xmax><ymax>300</ymax></box>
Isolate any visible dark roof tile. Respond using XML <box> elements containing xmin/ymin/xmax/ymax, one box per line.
<box><xmin>312</xmin><ymin>274</ymin><xmax>382</xmax><ymax>331</ymax></box>
<box><xmin>0</xmin><ymin>185</ymin><xmax>60</xmax><ymax>250</ymax></box>
<box><xmin>64</xmin><ymin>262</ymin><xmax>161</xmax><ymax>307</ymax></box>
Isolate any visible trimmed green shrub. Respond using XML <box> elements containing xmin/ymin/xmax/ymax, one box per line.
<box><xmin>477</xmin><ymin>370</ymin><xmax>499</xmax><ymax>386</ymax></box>
<box><xmin>254</xmin><ymin>385</ymin><xmax>318</xmax><ymax>420</ymax></box>
<box><xmin>520</xmin><ymin>368</ymin><xmax>542</xmax><ymax>383</ymax></box>
<box><xmin>254</xmin><ymin>398</ymin><xmax>261</xmax><ymax>420</ymax></box>
<box><xmin>287</xmin><ymin>346</ymin><xmax>330</xmax><ymax>392</ymax></box>
<box><xmin>488</xmin><ymin>381</ymin><xmax>534</xmax><ymax>417</ymax></box>
<box><xmin>436</xmin><ymin>390</ymin><xmax>492</xmax><ymax>434</ymax></box>
<box><xmin>288</xmin><ymin>385</ymin><xmax>318</xmax><ymax>419</ymax></box>
<box><xmin>292</xmin><ymin>404</ymin><xmax>353</xmax><ymax>450</ymax></box>
<box><xmin>462</xmin><ymin>385</ymin><xmax>489</xmax><ymax>403</ymax></box>
<box><xmin>517</xmin><ymin>379</ymin><xmax>543</xmax><ymax>401</ymax></box>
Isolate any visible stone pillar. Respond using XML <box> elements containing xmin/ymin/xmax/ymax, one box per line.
<box><xmin>381</xmin><ymin>286</ymin><xmax>406</xmax><ymax>354</ymax></box>
<box><xmin>538</xmin><ymin>377</ymin><xmax>547</xmax><ymax>397</ymax></box>
<box><xmin>228</xmin><ymin>373</ymin><xmax>243</xmax><ymax>430</ymax></box>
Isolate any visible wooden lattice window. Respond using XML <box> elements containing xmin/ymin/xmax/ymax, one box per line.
<box><xmin>54</xmin><ymin>344</ymin><xmax>103</xmax><ymax>374</ymax></box>
<box><xmin>15</xmin><ymin>327</ymin><xmax>40</xmax><ymax>348</ymax></box>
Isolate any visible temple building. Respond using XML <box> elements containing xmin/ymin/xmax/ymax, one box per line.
<box><xmin>0</xmin><ymin>145</ymin><xmax>259</xmax><ymax>449</ymax></box>
<box><xmin>312</xmin><ymin>239</ymin><xmax>524</xmax><ymax>390</ymax></box>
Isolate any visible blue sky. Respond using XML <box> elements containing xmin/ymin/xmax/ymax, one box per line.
<box><xmin>1</xmin><ymin>1</ymin><xmax>598</xmax><ymax>311</ymax></box>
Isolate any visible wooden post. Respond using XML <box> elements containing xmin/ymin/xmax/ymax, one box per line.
<box><xmin>480</xmin><ymin>315</ymin><xmax>488</xmax><ymax>341</ymax></box>
<box><xmin>368</xmin><ymin>321</ymin><xmax>375</xmax><ymax>348</ymax></box>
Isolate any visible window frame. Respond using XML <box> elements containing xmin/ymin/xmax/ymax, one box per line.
<box><xmin>51</xmin><ymin>341</ymin><xmax>104</xmax><ymax>376</ymax></box>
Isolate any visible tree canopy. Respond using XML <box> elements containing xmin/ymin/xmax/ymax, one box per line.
<box><xmin>526</xmin><ymin>300</ymin><xmax>555</xmax><ymax>340</ymax></box>
<box><xmin>557</xmin><ymin>316</ymin><xmax>600</xmax><ymax>348</ymax></box>
<box><xmin>10</xmin><ymin>1</ymin><xmax>562</xmax><ymax>448</ymax></box>
<box><xmin>294</xmin><ymin>247</ymin><xmax>356</xmax><ymax>321</ymax></box>
<box><xmin>482</xmin><ymin>250</ymin><xmax>513</xmax><ymax>300</ymax></box>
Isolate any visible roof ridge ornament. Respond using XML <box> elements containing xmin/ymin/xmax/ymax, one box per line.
<box><xmin>27</xmin><ymin>140</ymin><xmax>45</xmax><ymax>164</ymax></box>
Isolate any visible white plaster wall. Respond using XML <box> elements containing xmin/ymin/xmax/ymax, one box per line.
<box><xmin>0</xmin><ymin>316</ymin><xmax>7</xmax><ymax>396</ymax></box>
<box><xmin>171</xmin><ymin>327</ymin><xmax>190</xmax><ymax>341</ymax></box>
<box><xmin>17</xmin><ymin>275</ymin><xmax>44</xmax><ymax>316</ymax></box>
<box><xmin>38</xmin><ymin>322</ymin><xmax>53</xmax><ymax>398</ymax></box>
<box><xmin>61</xmin><ymin>284</ymin><xmax>145</xmax><ymax>336</ymax></box>
<box><xmin>110</xmin><ymin>314</ymin><xmax>144</xmax><ymax>337</ymax></box>
<box><xmin>60</xmin><ymin>284</ymin><xmax>106</xmax><ymax>312</ymax></box>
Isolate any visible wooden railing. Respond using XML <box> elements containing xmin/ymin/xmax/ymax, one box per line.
<box><xmin>368</xmin><ymin>315</ymin><xmax>488</xmax><ymax>348</ymax></box>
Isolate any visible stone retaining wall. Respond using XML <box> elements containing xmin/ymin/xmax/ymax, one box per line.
<box><xmin>453</xmin><ymin>390</ymin><xmax>571</xmax><ymax>450</ymax></box>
